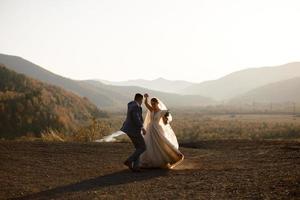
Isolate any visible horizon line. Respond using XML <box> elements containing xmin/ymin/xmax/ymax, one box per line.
<box><xmin>1</xmin><ymin>52</ymin><xmax>299</xmax><ymax>84</ymax></box>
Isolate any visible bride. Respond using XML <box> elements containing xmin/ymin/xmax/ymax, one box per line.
<box><xmin>139</xmin><ymin>93</ymin><xmax>184</xmax><ymax>169</ymax></box>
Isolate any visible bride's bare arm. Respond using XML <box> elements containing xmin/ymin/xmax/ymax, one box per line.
<box><xmin>144</xmin><ymin>93</ymin><xmax>153</xmax><ymax>111</ymax></box>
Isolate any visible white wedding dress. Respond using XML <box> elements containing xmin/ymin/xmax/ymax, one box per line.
<box><xmin>139</xmin><ymin>99</ymin><xmax>184</xmax><ymax>169</ymax></box>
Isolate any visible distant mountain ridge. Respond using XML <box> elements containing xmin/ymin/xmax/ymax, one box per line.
<box><xmin>0</xmin><ymin>54</ymin><xmax>212</xmax><ymax>109</ymax></box>
<box><xmin>181</xmin><ymin>62</ymin><xmax>300</xmax><ymax>100</ymax></box>
<box><xmin>83</xmin><ymin>80</ymin><xmax>213</xmax><ymax>109</ymax></box>
<box><xmin>97</xmin><ymin>77</ymin><xmax>194</xmax><ymax>94</ymax></box>
<box><xmin>2</xmin><ymin>53</ymin><xmax>300</xmax><ymax>107</ymax></box>
<box><xmin>231</xmin><ymin>77</ymin><xmax>300</xmax><ymax>103</ymax></box>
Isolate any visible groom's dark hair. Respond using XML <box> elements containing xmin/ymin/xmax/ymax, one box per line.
<box><xmin>134</xmin><ymin>93</ymin><xmax>143</xmax><ymax>101</ymax></box>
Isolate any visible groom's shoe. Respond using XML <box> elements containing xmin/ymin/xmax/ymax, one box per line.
<box><xmin>132</xmin><ymin>166</ymin><xmax>142</xmax><ymax>172</ymax></box>
<box><xmin>132</xmin><ymin>162</ymin><xmax>142</xmax><ymax>172</ymax></box>
<box><xmin>124</xmin><ymin>160</ymin><xmax>134</xmax><ymax>171</ymax></box>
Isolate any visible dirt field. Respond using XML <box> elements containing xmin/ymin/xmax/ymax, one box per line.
<box><xmin>0</xmin><ymin>140</ymin><xmax>299</xmax><ymax>200</ymax></box>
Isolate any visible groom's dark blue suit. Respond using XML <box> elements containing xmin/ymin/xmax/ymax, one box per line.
<box><xmin>121</xmin><ymin>101</ymin><xmax>146</xmax><ymax>168</ymax></box>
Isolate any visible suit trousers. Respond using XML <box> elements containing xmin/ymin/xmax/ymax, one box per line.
<box><xmin>126</xmin><ymin>131</ymin><xmax>146</xmax><ymax>168</ymax></box>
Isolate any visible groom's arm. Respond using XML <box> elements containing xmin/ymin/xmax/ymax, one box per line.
<box><xmin>161</xmin><ymin>110</ymin><xmax>171</xmax><ymax>124</ymax></box>
<box><xmin>131</xmin><ymin>106</ymin><xmax>144</xmax><ymax>130</ymax></box>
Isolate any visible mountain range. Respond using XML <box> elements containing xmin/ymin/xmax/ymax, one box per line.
<box><xmin>1</xmin><ymin>53</ymin><xmax>300</xmax><ymax>108</ymax></box>
<box><xmin>0</xmin><ymin>54</ymin><xmax>212</xmax><ymax>110</ymax></box>
<box><xmin>98</xmin><ymin>78</ymin><xmax>194</xmax><ymax>94</ymax></box>
<box><xmin>181</xmin><ymin>62</ymin><xmax>300</xmax><ymax>100</ymax></box>
<box><xmin>94</xmin><ymin>62</ymin><xmax>300</xmax><ymax>103</ymax></box>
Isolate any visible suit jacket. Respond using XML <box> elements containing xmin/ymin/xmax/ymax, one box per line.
<box><xmin>121</xmin><ymin>101</ymin><xmax>143</xmax><ymax>134</ymax></box>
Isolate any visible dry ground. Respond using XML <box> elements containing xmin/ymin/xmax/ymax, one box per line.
<box><xmin>0</xmin><ymin>140</ymin><xmax>299</xmax><ymax>200</ymax></box>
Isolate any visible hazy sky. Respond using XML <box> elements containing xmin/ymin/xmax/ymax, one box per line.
<box><xmin>0</xmin><ymin>0</ymin><xmax>300</xmax><ymax>82</ymax></box>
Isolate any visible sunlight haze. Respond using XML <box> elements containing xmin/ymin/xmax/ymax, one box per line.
<box><xmin>0</xmin><ymin>0</ymin><xmax>299</xmax><ymax>82</ymax></box>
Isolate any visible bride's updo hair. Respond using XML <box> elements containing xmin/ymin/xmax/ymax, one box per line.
<box><xmin>151</xmin><ymin>98</ymin><xmax>159</xmax><ymax>104</ymax></box>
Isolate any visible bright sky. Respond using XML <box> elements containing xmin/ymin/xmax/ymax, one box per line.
<box><xmin>0</xmin><ymin>0</ymin><xmax>300</xmax><ymax>82</ymax></box>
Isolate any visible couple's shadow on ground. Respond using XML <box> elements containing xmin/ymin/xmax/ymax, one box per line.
<box><xmin>13</xmin><ymin>169</ymin><xmax>169</xmax><ymax>200</ymax></box>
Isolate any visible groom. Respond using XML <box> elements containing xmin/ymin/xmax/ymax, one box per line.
<box><xmin>121</xmin><ymin>93</ymin><xmax>146</xmax><ymax>172</ymax></box>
